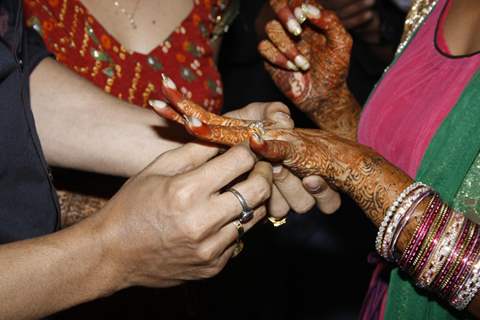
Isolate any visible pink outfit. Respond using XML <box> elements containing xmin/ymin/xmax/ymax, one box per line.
<box><xmin>358</xmin><ymin>0</ymin><xmax>480</xmax><ymax>318</ymax></box>
<box><xmin>358</xmin><ymin>0</ymin><xmax>480</xmax><ymax>178</ymax></box>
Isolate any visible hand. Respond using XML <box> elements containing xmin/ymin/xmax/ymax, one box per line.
<box><xmin>96</xmin><ymin>142</ymin><xmax>273</xmax><ymax>288</ymax></box>
<box><xmin>150</xmin><ymin>75</ymin><xmax>342</xmax><ymax>215</ymax></box>
<box><xmin>259</xmin><ymin>1</ymin><xmax>360</xmax><ymax>140</ymax></box>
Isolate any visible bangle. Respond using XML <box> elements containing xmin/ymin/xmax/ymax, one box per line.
<box><xmin>416</xmin><ymin>211</ymin><xmax>464</xmax><ymax>288</ymax></box>
<box><xmin>381</xmin><ymin>186</ymin><xmax>432</xmax><ymax>260</ymax></box>
<box><xmin>375</xmin><ymin>182</ymin><xmax>427</xmax><ymax>257</ymax></box>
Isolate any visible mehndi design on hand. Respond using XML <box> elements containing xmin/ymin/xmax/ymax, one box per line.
<box><xmin>152</xmin><ymin>75</ymin><xmax>412</xmax><ymax>227</ymax></box>
<box><xmin>260</xmin><ymin>0</ymin><xmax>361</xmax><ymax>141</ymax></box>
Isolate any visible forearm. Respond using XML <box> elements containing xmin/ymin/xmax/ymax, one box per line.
<box><xmin>339</xmin><ymin>148</ymin><xmax>480</xmax><ymax>315</ymax></box>
<box><xmin>30</xmin><ymin>58</ymin><xmax>189</xmax><ymax>177</ymax></box>
<box><xmin>0</xmin><ymin>215</ymin><xmax>120</xmax><ymax>319</ymax></box>
<box><xmin>308</xmin><ymin>85</ymin><xmax>361</xmax><ymax>141</ymax></box>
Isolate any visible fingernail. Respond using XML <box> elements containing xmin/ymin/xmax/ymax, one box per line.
<box><xmin>304</xmin><ymin>180</ymin><xmax>321</xmax><ymax>192</ymax></box>
<box><xmin>161</xmin><ymin>73</ymin><xmax>177</xmax><ymax>89</ymax></box>
<box><xmin>302</xmin><ymin>4</ymin><xmax>321</xmax><ymax>19</ymax></box>
<box><xmin>188</xmin><ymin>116</ymin><xmax>202</xmax><ymax>127</ymax></box>
<box><xmin>251</xmin><ymin>132</ymin><xmax>264</xmax><ymax>143</ymax></box>
<box><xmin>287</xmin><ymin>18</ymin><xmax>302</xmax><ymax>36</ymax></box>
<box><xmin>149</xmin><ymin>99</ymin><xmax>167</xmax><ymax>109</ymax></box>
<box><xmin>294</xmin><ymin>55</ymin><xmax>310</xmax><ymax>71</ymax></box>
<box><xmin>286</xmin><ymin>60</ymin><xmax>298</xmax><ymax>71</ymax></box>
<box><xmin>272</xmin><ymin>165</ymin><xmax>283</xmax><ymax>174</ymax></box>
<box><xmin>294</xmin><ymin>7</ymin><xmax>306</xmax><ymax>23</ymax></box>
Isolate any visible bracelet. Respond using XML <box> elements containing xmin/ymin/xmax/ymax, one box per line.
<box><xmin>416</xmin><ymin>211</ymin><xmax>464</xmax><ymax>288</ymax></box>
<box><xmin>381</xmin><ymin>186</ymin><xmax>432</xmax><ymax>261</ymax></box>
<box><xmin>375</xmin><ymin>182</ymin><xmax>427</xmax><ymax>255</ymax></box>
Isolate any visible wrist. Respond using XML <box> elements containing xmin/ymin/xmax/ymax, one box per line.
<box><xmin>309</xmin><ymin>85</ymin><xmax>360</xmax><ymax>141</ymax></box>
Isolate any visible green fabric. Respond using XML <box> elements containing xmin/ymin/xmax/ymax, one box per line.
<box><xmin>385</xmin><ymin>71</ymin><xmax>480</xmax><ymax>319</ymax></box>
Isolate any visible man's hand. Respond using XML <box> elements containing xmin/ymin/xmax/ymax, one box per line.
<box><xmin>97</xmin><ymin>143</ymin><xmax>272</xmax><ymax>288</ymax></box>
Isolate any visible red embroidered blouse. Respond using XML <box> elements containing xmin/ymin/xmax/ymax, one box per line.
<box><xmin>24</xmin><ymin>0</ymin><xmax>224</xmax><ymax>113</ymax></box>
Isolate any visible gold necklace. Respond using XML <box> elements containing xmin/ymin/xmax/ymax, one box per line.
<box><xmin>113</xmin><ymin>0</ymin><xmax>141</xmax><ymax>29</ymax></box>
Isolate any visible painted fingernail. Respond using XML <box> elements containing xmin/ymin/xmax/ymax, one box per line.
<box><xmin>273</xmin><ymin>165</ymin><xmax>283</xmax><ymax>174</ymax></box>
<box><xmin>302</xmin><ymin>4</ymin><xmax>321</xmax><ymax>19</ymax></box>
<box><xmin>188</xmin><ymin>116</ymin><xmax>202</xmax><ymax>127</ymax></box>
<box><xmin>161</xmin><ymin>73</ymin><xmax>177</xmax><ymax>89</ymax></box>
<box><xmin>149</xmin><ymin>99</ymin><xmax>167</xmax><ymax>109</ymax></box>
<box><xmin>286</xmin><ymin>60</ymin><xmax>298</xmax><ymax>71</ymax></box>
<box><xmin>287</xmin><ymin>18</ymin><xmax>302</xmax><ymax>36</ymax></box>
<box><xmin>294</xmin><ymin>55</ymin><xmax>310</xmax><ymax>71</ymax></box>
<box><xmin>294</xmin><ymin>7</ymin><xmax>306</xmax><ymax>23</ymax></box>
<box><xmin>251</xmin><ymin>131</ymin><xmax>264</xmax><ymax>143</ymax></box>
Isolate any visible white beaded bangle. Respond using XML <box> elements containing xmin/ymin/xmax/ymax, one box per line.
<box><xmin>375</xmin><ymin>182</ymin><xmax>427</xmax><ymax>257</ymax></box>
<box><xmin>384</xmin><ymin>188</ymin><xmax>433</xmax><ymax>261</ymax></box>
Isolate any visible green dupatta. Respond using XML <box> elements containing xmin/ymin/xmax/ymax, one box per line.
<box><xmin>364</xmin><ymin>1</ymin><xmax>480</xmax><ymax>318</ymax></box>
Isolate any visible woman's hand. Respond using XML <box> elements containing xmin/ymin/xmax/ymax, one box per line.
<box><xmin>151</xmin><ymin>76</ymin><xmax>410</xmax><ymax>224</ymax></box>
<box><xmin>259</xmin><ymin>0</ymin><xmax>361</xmax><ymax>140</ymax></box>
<box><xmin>150</xmin><ymin>74</ymin><xmax>342</xmax><ymax>215</ymax></box>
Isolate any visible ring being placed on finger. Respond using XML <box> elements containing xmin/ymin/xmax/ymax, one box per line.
<box><xmin>268</xmin><ymin>216</ymin><xmax>287</xmax><ymax>227</ymax></box>
<box><xmin>227</xmin><ymin>188</ymin><xmax>254</xmax><ymax>224</ymax></box>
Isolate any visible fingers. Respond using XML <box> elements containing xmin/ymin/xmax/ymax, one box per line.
<box><xmin>149</xmin><ymin>99</ymin><xmax>185</xmax><ymax>125</ymax></box>
<box><xmin>303</xmin><ymin>175</ymin><xmax>342</xmax><ymax>214</ymax></box>
<box><xmin>250</xmin><ymin>133</ymin><xmax>294</xmax><ymax>163</ymax></box>
<box><xmin>270</xmin><ymin>0</ymin><xmax>302</xmax><ymax>36</ymax></box>
<box><xmin>295</xmin><ymin>3</ymin><xmax>352</xmax><ymax>52</ymax></box>
<box><xmin>141</xmin><ymin>142</ymin><xmax>219</xmax><ymax>177</ymax></box>
<box><xmin>159</xmin><ymin>74</ymin><xmax>252</xmax><ymax>127</ymax></box>
<box><xmin>265</xmin><ymin>20</ymin><xmax>310</xmax><ymax>71</ymax></box>
<box><xmin>214</xmin><ymin>161</ymin><xmax>273</xmax><ymax>224</ymax></box>
<box><xmin>203</xmin><ymin>205</ymin><xmax>267</xmax><ymax>261</ymax></box>
<box><xmin>268</xmin><ymin>184</ymin><xmax>290</xmax><ymax>218</ymax></box>
<box><xmin>226</xmin><ymin>101</ymin><xmax>293</xmax><ymax>129</ymax></box>
<box><xmin>184</xmin><ymin>117</ymin><xmax>253</xmax><ymax>146</ymax></box>
<box><xmin>273</xmin><ymin>165</ymin><xmax>315</xmax><ymax>213</ymax></box>
<box><xmin>258</xmin><ymin>39</ymin><xmax>299</xmax><ymax>71</ymax></box>
<box><xmin>179</xmin><ymin>144</ymin><xmax>257</xmax><ymax>193</ymax></box>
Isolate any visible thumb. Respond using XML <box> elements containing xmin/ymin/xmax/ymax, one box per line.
<box><xmin>140</xmin><ymin>142</ymin><xmax>219</xmax><ymax>177</ymax></box>
<box><xmin>302</xmin><ymin>175</ymin><xmax>341</xmax><ymax>214</ymax></box>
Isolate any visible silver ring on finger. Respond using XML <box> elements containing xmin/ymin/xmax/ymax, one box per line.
<box><xmin>227</xmin><ymin>188</ymin><xmax>254</xmax><ymax>224</ymax></box>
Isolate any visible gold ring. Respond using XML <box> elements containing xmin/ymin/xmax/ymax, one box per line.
<box><xmin>268</xmin><ymin>216</ymin><xmax>287</xmax><ymax>227</ymax></box>
<box><xmin>232</xmin><ymin>240</ymin><xmax>244</xmax><ymax>258</ymax></box>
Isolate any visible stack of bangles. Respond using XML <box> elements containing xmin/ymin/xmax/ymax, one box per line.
<box><xmin>376</xmin><ymin>182</ymin><xmax>480</xmax><ymax>310</ymax></box>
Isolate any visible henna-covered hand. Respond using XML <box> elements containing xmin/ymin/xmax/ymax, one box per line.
<box><xmin>259</xmin><ymin>0</ymin><xmax>361</xmax><ymax>141</ymax></box>
<box><xmin>152</xmin><ymin>75</ymin><xmax>411</xmax><ymax>226</ymax></box>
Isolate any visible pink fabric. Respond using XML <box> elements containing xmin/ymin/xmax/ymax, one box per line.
<box><xmin>357</xmin><ymin>0</ymin><xmax>480</xmax><ymax>178</ymax></box>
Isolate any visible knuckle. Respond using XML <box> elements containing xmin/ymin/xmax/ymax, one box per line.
<box><xmin>256</xmin><ymin>206</ymin><xmax>268</xmax><ymax>220</ymax></box>
<box><xmin>232</xmin><ymin>145</ymin><xmax>256</xmax><ymax>169</ymax></box>
<box><xmin>251</xmin><ymin>176</ymin><xmax>272</xmax><ymax>201</ymax></box>
<box><xmin>196</xmin><ymin>245</ymin><xmax>217</xmax><ymax>263</ymax></box>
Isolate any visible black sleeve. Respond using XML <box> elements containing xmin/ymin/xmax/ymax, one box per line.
<box><xmin>23</xmin><ymin>26</ymin><xmax>54</xmax><ymax>75</ymax></box>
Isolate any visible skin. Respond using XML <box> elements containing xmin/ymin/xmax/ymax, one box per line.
<box><xmin>32</xmin><ymin>59</ymin><xmax>328</xmax><ymax>226</ymax></box>
<box><xmin>153</xmin><ymin>0</ymin><xmax>480</xmax><ymax>309</ymax></box>
<box><xmin>0</xmin><ymin>142</ymin><xmax>274</xmax><ymax>319</ymax></box>
<box><xmin>259</xmin><ymin>0</ymin><xmax>361</xmax><ymax>141</ymax></box>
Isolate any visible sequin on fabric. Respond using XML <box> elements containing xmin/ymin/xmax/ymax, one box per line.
<box><xmin>454</xmin><ymin>154</ymin><xmax>480</xmax><ymax>224</ymax></box>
